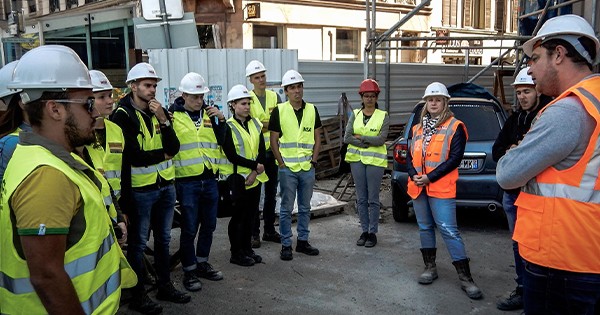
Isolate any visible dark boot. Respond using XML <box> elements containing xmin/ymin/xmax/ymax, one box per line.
<box><xmin>418</xmin><ymin>248</ymin><xmax>438</xmax><ymax>285</ymax></box>
<box><xmin>452</xmin><ymin>259</ymin><xmax>483</xmax><ymax>299</ymax></box>
<box><xmin>496</xmin><ymin>287</ymin><xmax>523</xmax><ymax>310</ymax></box>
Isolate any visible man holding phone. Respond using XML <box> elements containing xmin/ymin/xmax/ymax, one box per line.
<box><xmin>112</xmin><ymin>62</ymin><xmax>188</xmax><ymax>314</ymax></box>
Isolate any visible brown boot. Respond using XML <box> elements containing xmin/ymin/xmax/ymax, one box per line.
<box><xmin>418</xmin><ymin>248</ymin><xmax>438</xmax><ymax>284</ymax></box>
<box><xmin>452</xmin><ymin>259</ymin><xmax>483</xmax><ymax>299</ymax></box>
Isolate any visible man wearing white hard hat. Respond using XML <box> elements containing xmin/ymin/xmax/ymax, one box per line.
<box><xmin>497</xmin><ymin>14</ymin><xmax>600</xmax><ymax>314</ymax></box>
<box><xmin>245</xmin><ymin>60</ymin><xmax>283</xmax><ymax>248</ymax></box>
<box><xmin>268</xmin><ymin>69</ymin><xmax>322</xmax><ymax>261</ymax></box>
<box><xmin>112</xmin><ymin>62</ymin><xmax>189</xmax><ymax>313</ymax></box>
<box><xmin>0</xmin><ymin>45</ymin><xmax>136</xmax><ymax>314</ymax></box>
<box><xmin>169</xmin><ymin>72</ymin><xmax>226</xmax><ymax>290</ymax></box>
<box><xmin>492</xmin><ymin>67</ymin><xmax>552</xmax><ymax>311</ymax></box>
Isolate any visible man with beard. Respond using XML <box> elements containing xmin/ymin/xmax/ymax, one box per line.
<box><xmin>497</xmin><ymin>15</ymin><xmax>600</xmax><ymax>314</ymax></box>
<box><xmin>112</xmin><ymin>63</ymin><xmax>187</xmax><ymax>314</ymax></box>
<box><xmin>0</xmin><ymin>45</ymin><xmax>137</xmax><ymax>314</ymax></box>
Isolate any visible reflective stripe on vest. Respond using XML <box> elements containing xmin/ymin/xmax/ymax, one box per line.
<box><xmin>220</xmin><ymin>117</ymin><xmax>268</xmax><ymax>189</ymax></box>
<box><xmin>85</xmin><ymin>120</ymin><xmax>124</xmax><ymax>199</ymax></box>
<box><xmin>277</xmin><ymin>102</ymin><xmax>316</xmax><ymax>172</ymax></box>
<box><xmin>345</xmin><ymin>109</ymin><xmax>388</xmax><ymax>168</ymax></box>
<box><xmin>250</xmin><ymin>90</ymin><xmax>278</xmax><ymax>151</ymax></box>
<box><xmin>128</xmin><ymin>109</ymin><xmax>175</xmax><ymax>187</ymax></box>
<box><xmin>406</xmin><ymin>118</ymin><xmax>467</xmax><ymax>199</ymax></box>
<box><xmin>513</xmin><ymin>77</ymin><xmax>600</xmax><ymax>273</ymax></box>
<box><xmin>172</xmin><ymin>111</ymin><xmax>224</xmax><ymax>177</ymax></box>
<box><xmin>0</xmin><ymin>145</ymin><xmax>137</xmax><ymax>314</ymax></box>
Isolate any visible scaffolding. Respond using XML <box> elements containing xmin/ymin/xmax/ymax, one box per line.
<box><xmin>363</xmin><ymin>0</ymin><xmax>599</xmax><ymax>110</ymax></box>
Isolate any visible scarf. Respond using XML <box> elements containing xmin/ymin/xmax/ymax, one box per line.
<box><xmin>421</xmin><ymin>113</ymin><xmax>439</xmax><ymax>152</ymax></box>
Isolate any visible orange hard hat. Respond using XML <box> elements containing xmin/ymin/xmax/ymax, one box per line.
<box><xmin>359</xmin><ymin>79</ymin><xmax>380</xmax><ymax>95</ymax></box>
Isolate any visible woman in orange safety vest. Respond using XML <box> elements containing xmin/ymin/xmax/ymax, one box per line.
<box><xmin>406</xmin><ymin>82</ymin><xmax>482</xmax><ymax>299</ymax></box>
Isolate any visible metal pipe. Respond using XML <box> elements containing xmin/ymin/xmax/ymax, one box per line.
<box><xmin>158</xmin><ymin>0</ymin><xmax>172</xmax><ymax>48</ymax></box>
<box><xmin>86</xmin><ymin>14</ymin><xmax>93</xmax><ymax>69</ymax></box>
<box><xmin>375</xmin><ymin>0</ymin><xmax>432</xmax><ymax>47</ymax></box>
<box><xmin>519</xmin><ymin>0</ymin><xmax>580</xmax><ymax>19</ymax></box>
<box><xmin>376</xmin><ymin>46</ymin><xmax>518</xmax><ymax>50</ymax></box>
<box><xmin>380</xmin><ymin>35</ymin><xmax>530</xmax><ymax>42</ymax></box>
<box><xmin>385</xmin><ymin>43</ymin><xmax>390</xmax><ymax>113</ymax></box>
<box><xmin>371</xmin><ymin>0</ymin><xmax>377</xmax><ymax>79</ymax></box>
<box><xmin>466</xmin><ymin>48</ymin><xmax>513</xmax><ymax>83</ymax></box>
<box><xmin>364</xmin><ymin>0</ymin><xmax>370</xmax><ymax>79</ymax></box>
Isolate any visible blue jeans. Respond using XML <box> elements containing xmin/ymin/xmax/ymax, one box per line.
<box><xmin>127</xmin><ymin>184</ymin><xmax>176</xmax><ymax>288</ymax></box>
<box><xmin>523</xmin><ymin>261</ymin><xmax>600</xmax><ymax>315</ymax></box>
<box><xmin>176</xmin><ymin>178</ymin><xmax>218</xmax><ymax>271</ymax></box>
<box><xmin>350</xmin><ymin>162</ymin><xmax>385</xmax><ymax>234</ymax></box>
<box><xmin>503</xmin><ymin>191</ymin><xmax>524</xmax><ymax>288</ymax></box>
<box><xmin>413</xmin><ymin>191</ymin><xmax>467</xmax><ymax>261</ymax></box>
<box><xmin>278</xmin><ymin>167</ymin><xmax>315</xmax><ymax>247</ymax></box>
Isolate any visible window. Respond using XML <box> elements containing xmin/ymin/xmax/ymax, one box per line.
<box><xmin>464</xmin><ymin>0</ymin><xmax>489</xmax><ymax>29</ymax></box>
<box><xmin>49</xmin><ymin>0</ymin><xmax>60</xmax><ymax>12</ymax></box>
<box><xmin>442</xmin><ymin>56</ymin><xmax>482</xmax><ymax>65</ymax></box>
<box><xmin>442</xmin><ymin>0</ymin><xmax>458</xmax><ymax>27</ymax></box>
<box><xmin>28</xmin><ymin>0</ymin><xmax>36</xmax><ymax>13</ymax></box>
<box><xmin>336</xmin><ymin>29</ymin><xmax>359</xmax><ymax>61</ymax></box>
<box><xmin>253</xmin><ymin>25</ymin><xmax>280</xmax><ymax>48</ymax></box>
<box><xmin>197</xmin><ymin>25</ymin><xmax>215</xmax><ymax>48</ymax></box>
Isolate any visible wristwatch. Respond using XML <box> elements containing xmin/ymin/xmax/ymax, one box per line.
<box><xmin>160</xmin><ymin>120</ymin><xmax>171</xmax><ymax>127</ymax></box>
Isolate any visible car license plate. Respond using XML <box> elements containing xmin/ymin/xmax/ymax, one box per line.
<box><xmin>459</xmin><ymin>159</ymin><xmax>478</xmax><ymax>170</ymax></box>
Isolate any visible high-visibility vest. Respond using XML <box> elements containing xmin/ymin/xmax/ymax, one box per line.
<box><xmin>220</xmin><ymin>117</ymin><xmax>268</xmax><ymax>189</ymax></box>
<box><xmin>407</xmin><ymin>117</ymin><xmax>467</xmax><ymax>199</ymax></box>
<box><xmin>345</xmin><ymin>109</ymin><xmax>388</xmax><ymax>168</ymax></box>
<box><xmin>172</xmin><ymin>110</ymin><xmax>227</xmax><ymax>177</ymax></box>
<box><xmin>277</xmin><ymin>101</ymin><xmax>316</xmax><ymax>172</ymax></box>
<box><xmin>85</xmin><ymin>120</ymin><xmax>124</xmax><ymax>199</ymax></box>
<box><xmin>249</xmin><ymin>90</ymin><xmax>278</xmax><ymax>150</ymax></box>
<box><xmin>115</xmin><ymin>108</ymin><xmax>175</xmax><ymax>188</ymax></box>
<box><xmin>513</xmin><ymin>76</ymin><xmax>600</xmax><ymax>273</ymax></box>
<box><xmin>0</xmin><ymin>145</ymin><xmax>137</xmax><ymax>314</ymax></box>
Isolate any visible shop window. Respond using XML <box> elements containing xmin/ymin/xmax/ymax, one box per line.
<box><xmin>253</xmin><ymin>25</ymin><xmax>280</xmax><ymax>48</ymax></box>
<box><xmin>336</xmin><ymin>29</ymin><xmax>359</xmax><ymax>61</ymax></box>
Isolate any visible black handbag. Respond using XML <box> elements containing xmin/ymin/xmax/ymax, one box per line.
<box><xmin>217</xmin><ymin>164</ymin><xmax>246</xmax><ymax>218</ymax></box>
<box><xmin>338</xmin><ymin>142</ymin><xmax>351</xmax><ymax>174</ymax></box>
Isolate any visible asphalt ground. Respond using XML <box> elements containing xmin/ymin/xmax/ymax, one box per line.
<box><xmin>117</xmin><ymin>189</ymin><xmax>521</xmax><ymax>315</ymax></box>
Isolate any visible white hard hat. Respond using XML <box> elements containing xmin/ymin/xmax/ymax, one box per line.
<box><xmin>89</xmin><ymin>70</ymin><xmax>114</xmax><ymax>92</ymax></box>
<box><xmin>7</xmin><ymin>45</ymin><xmax>93</xmax><ymax>104</ymax></box>
<box><xmin>0</xmin><ymin>61</ymin><xmax>21</xmax><ymax>101</ymax></box>
<box><xmin>423</xmin><ymin>82</ymin><xmax>450</xmax><ymax>99</ymax></box>
<box><xmin>179</xmin><ymin>72</ymin><xmax>210</xmax><ymax>94</ymax></box>
<box><xmin>246</xmin><ymin>60</ymin><xmax>266</xmax><ymax>77</ymax></box>
<box><xmin>227</xmin><ymin>84</ymin><xmax>251</xmax><ymax>103</ymax></box>
<box><xmin>512</xmin><ymin>67</ymin><xmax>535</xmax><ymax>86</ymax></box>
<box><xmin>281</xmin><ymin>69</ymin><xmax>304</xmax><ymax>87</ymax></box>
<box><xmin>522</xmin><ymin>14</ymin><xmax>600</xmax><ymax>65</ymax></box>
<box><xmin>126</xmin><ymin>62</ymin><xmax>162</xmax><ymax>84</ymax></box>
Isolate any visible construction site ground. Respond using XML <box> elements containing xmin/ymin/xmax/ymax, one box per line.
<box><xmin>118</xmin><ymin>175</ymin><xmax>519</xmax><ymax>315</ymax></box>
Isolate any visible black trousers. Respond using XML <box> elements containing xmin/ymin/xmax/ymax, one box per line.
<box><xmin>229</xmin><ymin>184</ymin><xmax>261</xmax><ymax>255</ymax></box>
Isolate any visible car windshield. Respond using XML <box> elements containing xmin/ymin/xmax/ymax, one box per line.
<box><xmin>409</xmin><ymin>103</ymin><xmax>502</xmax><ymax>141</ymax></box>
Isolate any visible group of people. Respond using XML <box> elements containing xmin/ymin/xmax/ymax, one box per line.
<box><xmin>0</xmin><ymin>47</ymin><xmax>323</xmax><ymax>314</ymax></box>
<box><xmin>0</xmin><ymin>13</ymin><xmax>598</xmax><ymax>315</ymax></box>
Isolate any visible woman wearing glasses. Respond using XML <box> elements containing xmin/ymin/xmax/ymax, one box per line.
<box><xmin>343</xmin><ymin>79</ymin><xmax>389</xmax><ymax>248</ymax></box>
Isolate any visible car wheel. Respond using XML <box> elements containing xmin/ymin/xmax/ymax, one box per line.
<box><xmin>392</xmin><ymin>183</ymin><xmax>411</xmax><ymax>222</ymax></box>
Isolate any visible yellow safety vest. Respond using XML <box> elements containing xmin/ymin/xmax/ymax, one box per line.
<box><xmin>116</xmin><ymin>108</ymin><xmax>175</xmax><ymax>188</ymax></box>
<box><xmin>220</xmin><ymin>117</ymin><xmax>268</xmax><ymax>189</ymax></box>
<box><xmin>250</xmin><ymin>90</ymin><xmax>278</xmax><ymax>150</ymax></box>
<box><xmin>85</xmin><ymin>120</ymin><xmax>124</xmax><ymax>199</ymax></box>
<box><xmin>277</xmin><ymin>101</ymin><xmax>316</xmax><ymax>172</ymax></box>
<box><xmin>172</xmin><ymin>110</ymin><xmax>227</xmax><ymax>177</ymax></box>
<box><xmin>0</xmin><ymin>145</ymin><xmax>137</xmax><ymax>314</ymax></box>
<box><xmin>345</xmin><ymin>109</ymin><xmax>388</xmax><ymax>168</ymax></box>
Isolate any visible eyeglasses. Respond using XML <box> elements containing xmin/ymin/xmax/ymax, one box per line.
<box><xmin>51</xmin><ymin>98</ymin><xmax>96</xmax><ymax>113</ymax></box>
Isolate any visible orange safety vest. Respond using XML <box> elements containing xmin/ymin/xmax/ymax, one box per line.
<box><xmin>513</xmin><ymin>76</ymin><xmax>600</xmax><ymax>273</ymax></box>
<box><xmin>407</xmin><ymin>117</ymin><xmax>467</xmax><ymax>199</ymax></box>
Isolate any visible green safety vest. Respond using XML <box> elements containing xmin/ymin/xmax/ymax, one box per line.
<box><xmin>345</xmin><ymin>109</ymin><xmax>388</xmax><ymax>168</ymax></box>
<box><xmin>85</xmin><ymin>120</ymin><xmax>124</xmax><ymax>199</ymax></box>
<box><xmin>220</xmin><ymin>117</ymin><xmax>268</xmax><ymax>189</ymax></box>
<box><xmin>116</xmin><ymin>108</ymin><xmax>175</xmax><ymax>188</ymax></box>
<box><xmin>277</xmin><ymin>101</ymin><xmax>316</xmax><ymax>172</ymax></box>
<box><xmin>172</xmin><ymin>110</ymin><xmax>227</xmax><ymax>177</ymax></box>
<box><xmin>0</xmin><ymin>144</ymin><xmax>137</xmax><ymax>314</ymax></box>
<box><xmin>249</xmin><ymin>90</ymin><xmax>278</xmax><ymax>150</ymax></box>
